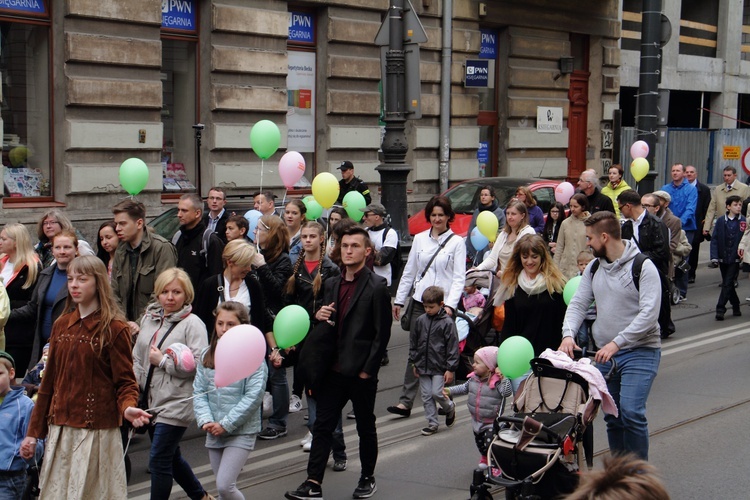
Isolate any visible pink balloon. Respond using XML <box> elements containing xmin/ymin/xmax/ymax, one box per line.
<box><xmin>630</xmin><ymin>140</ymin><xmax>649</xmax><ymax>160</ymax></box>
<box><xmin>278</xmin><ymin>151</ymin><xmax>306</xmax><ymax>189</ymax></box>
<box><xmin>214</xmin><ymin>325</ymin><xmax>266</xmax><ymax>387</ymax></box>
<box><xmin>555</xmin><ymin>182</ymin><xmax>575</xmax><ymax>204</ymax></box>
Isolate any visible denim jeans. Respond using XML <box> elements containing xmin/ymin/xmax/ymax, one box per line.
<box><xmin>148</xmin><ymin>423</ymin><xmax>205</xmax><ymax>500</ymax></box>
<box><xmin>398</xmin><ymin>301</ymin><xmax>425</xmax><ymax>409</ymax></box>
<box><xmin>0</xmin><ymin>473</ymin><xmax>27</xmax><ymax>499</ymax></box>
<box><xmin>596</xmin><ymin>347</ymin><xmax>660</xmax><ymax>460</ymax></box>
<box><xmin>266</xmin><ymin>359</ymin><xmax>289</xmax><ymax>430</ymax></box>
<box><xmin>306</xmin><ymin>395</ymin><xmax>347</xmax><ymax>461</ymax></box>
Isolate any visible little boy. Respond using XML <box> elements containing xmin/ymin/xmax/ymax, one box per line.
<box><xmin>713</xmin><ymin>195</ymin><xmax>746</xmax><ymax>320</ymax></box>
<box><xmin>409</xmin><ymin>286</ymin><xmax>459</xmax><ymax>436</ymax></box>
<box><xmin>21</xmin><ymin>343</ymin><xmax>49</xmax><ymax>400</ymax></box>
<box><xmin>0</xmin><ymin>351</ymin><xmax>39</xmax><ymax>497</ymax></box>
<box><xmin>576</xmin><ymin>251</ymin><xmax>597</xmax><ymax>349</ymax></box>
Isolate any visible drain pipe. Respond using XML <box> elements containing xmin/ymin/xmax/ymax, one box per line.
<box><xmin>438</xmin><ymin>0</ymin><xmax>452</xmax><ymax>193</ymax></box>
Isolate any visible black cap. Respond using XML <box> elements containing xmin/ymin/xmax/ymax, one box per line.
<box><xmin>0</xmin><ymin>350</ymin><xmax>15</xmax><ymax>370</ymax></box>
<box><xmin>337</xmin><ymin>161</ymin><xmax>354</xmax><ymax>171</ymax></box>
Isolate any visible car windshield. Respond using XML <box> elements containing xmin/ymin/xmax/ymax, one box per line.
<box><xmin>447</xmin><ymin>182</ymin><xmax>519</xmax><ymax>214</ymax></box>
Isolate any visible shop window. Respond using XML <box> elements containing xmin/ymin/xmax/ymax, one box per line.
<box><xmin>1</xmin><ymin>22</ymin><xmax>51</xmax><ymax>199</ymax></box>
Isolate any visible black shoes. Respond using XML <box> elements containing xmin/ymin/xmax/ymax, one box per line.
<box><xmin>380</xmin><ymin>353</ymin><xmax>389</xmax><ymax>366</ymax></box>
<box><xmin>716</xmin><ymin>312</ymin><xmax>725</xmax><ymax>321</ymax></box>
<box><xmin>733</xmin><ymin>308</ymin><xmax>742</xmax><ymax>317</ymax></box>
<box><xmin>285</xmin><ymin>480</ymin><xmax>322</xmax><ymax>500</ymax></box>
<box><xmin>386</xmin><ymin>405</ymin><xmax>411</xmax><ymax>417</ymax></box>
<box><xmin>258</xmin><ymin>427</ymin><xmax>287</xmax><ymax>440</ymax></box>
<box><xmin>352</xmin><ymin>476</ymin><xmax>377</xmax><ymax>499</ymax></box>
<box><xmin>446</xmin><ymin>404</ymin><xmax>456</xmax><ymax>427</ymax></box>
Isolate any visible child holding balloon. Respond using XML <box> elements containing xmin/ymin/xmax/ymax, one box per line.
<box><xmin>444</xmin><ymin>346</ymin><xmax>513</xmax><ymax>470</ymax></box>
<box><xmin>193</xmin><ymin>301</ymin><xmax>268</xmax><ymax>500</ymax></box>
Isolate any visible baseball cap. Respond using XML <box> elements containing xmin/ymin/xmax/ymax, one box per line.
<box><xmin>651</xmin><ymin>190</ymin><xmax>671</xmax><ymax>204</ymax></box>
<box><xmin>0</xmin><ymin>350</ymin><xmax>15</xmax><ymax>370</ymax></box>
<box><xmin>337</xmin><ymin>161</ymin><xmax>354</xmax><ymax>171</ymax></box>
<box><xmin>361</xmin><ymin>203</ymin><xmax>387</xmax><ymax>217</ymax></box>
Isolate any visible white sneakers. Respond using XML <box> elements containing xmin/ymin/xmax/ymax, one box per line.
<box><xmin>300</xmin><ymin>431</ymin><xmax>313</xmax><ymax>450</ymax></box>
<box><xmin>289</xmin><ymin>395</ymin><xmax>302</xmax><ymax>413</ymax></box>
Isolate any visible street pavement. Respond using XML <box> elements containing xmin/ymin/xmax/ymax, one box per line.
<box><xmin>126</xmin><ymin>243</ymin><xmax>750</xmax><ymax>499</ymax></box>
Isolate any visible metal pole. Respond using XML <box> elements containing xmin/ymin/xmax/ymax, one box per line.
<box><xmin>635</xmin><ymin>0</ymin><xmax>662</xmax><ymax>195</ymax></box>
<box><xmin>193</xmin><ymin>123</ymin><xmax>204</xmax><ymax>195</ymax></box>
<box><xmin>438</xmin><ymin>0</ymin><xmax>452</xmax><ymax>193</ymax></box>
<box><xmin>377</xmin><ymin>0</ymin><xmax>412</xmax><ymax>243</ymax></box>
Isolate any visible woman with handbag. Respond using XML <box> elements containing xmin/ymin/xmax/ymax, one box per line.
<box><xmin>132</xmin><ymin>268</ymin><xmax>213</xmax><ymax>500</ymax></box>
<box><xmin>388</xmin><ymin>195</ymin><xmax>466</xmax><ymax>418</ymax></box>
<box><xmin>193</xmin><ymin>301</ymin><xmax>268</xmax><ymax>500</ymax></box>
<box><xmin>20</xmin><ymin>256</ymin><xmax>151</xmax><ymax>499</ymax></box>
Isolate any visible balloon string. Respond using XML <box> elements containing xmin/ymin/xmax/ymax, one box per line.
<box><xmin>144</xmin><ymin>388</ymin><xmax>218</xmax><ymax>414</ymax></box>
<box><xmin>282</xmin><ymin>188</ymin><xmax>287</xmax><ymax>207</ymax></box>
<box><xmin>260</xmin><ymin>159</ymin><xmax>264</xmax><ymax>192</ymax></box>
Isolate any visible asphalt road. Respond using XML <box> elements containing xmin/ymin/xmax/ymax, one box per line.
<box><xmin>126</xmin><ymin>243</ymin><xmax>750</xmax><ymax>499</ymax></box>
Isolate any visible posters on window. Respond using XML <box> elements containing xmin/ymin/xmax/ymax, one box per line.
<box><xmin>287</xmin><ymin>51</ymin><xmax>315</xmax><ymax>153</ymax></box>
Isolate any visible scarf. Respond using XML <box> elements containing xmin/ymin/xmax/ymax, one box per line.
<box><xmin>493</xmin><ymin>269</ymin><xmax>548</xmax><ymax>306</ymax></box>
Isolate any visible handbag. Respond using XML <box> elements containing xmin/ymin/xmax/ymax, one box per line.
<box><xmin>492</xmin><ymin>302</ymin><xmax>505</xmax><ymax>331</ymax></box>
<box><xmin>130</xmin><ymin>322</ymin><xmax>178</xmax><ymax>434</ymax></box>
<box><xmin>400</xmin><ymin>234</ymin><xmax>455</xmax><ymax>331</ymax></box>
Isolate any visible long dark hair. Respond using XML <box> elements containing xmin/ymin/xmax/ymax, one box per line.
<box><xmin>202</xmin><ymin>301</ymin><xmax>251</xmax><ymax>370</ymax></box>
<box><xmin>96</xmin><ymin>221</ymin><xmax>117</xmax><ymax>267</ymax></box>
<box><xmin>543</xmin><ymin>202</ymin><xmax>567</xmax><ymax>241</ymax></box>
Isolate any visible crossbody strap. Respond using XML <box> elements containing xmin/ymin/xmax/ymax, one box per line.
<box><xmin>142</xmin><ymin>321</ymin><xmax>179</xmax><ymax>399</ymax></box>
<box><xmin>416</xmin><ymin>233</ymin><xmax>455</xmax><ymax>284</ymax></box>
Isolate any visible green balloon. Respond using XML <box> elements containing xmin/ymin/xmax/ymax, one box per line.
<box><xmin>343</xmin><ymin>191</ymin><xmax>367</xmax><ymax>221</ymax></box>
<box><xmin>273</xmin><ymin>305</ymin><xmax>311</xmax><ymax>349</ymax></box>
<box><xmin>497</xmin><ymin>336</ymin><xmax>534</xmax><ymax>379</ymax></box>
<box><xmin>563</xmin><ymin>275</ymin><xmax>582</xmax><ymax>305</ymax></box>
<box><xmin>249</xmin><ymin>120</ymin><xmax>281</xmax><ymax>160</ymax></box>
<box><xmin>302</xmin><ymin>196</ymin><xmax>323</xmax><ymax>220</ymax></box>
<box><xmin>119</xmin><ymin>158</ymin><xmax>149</xmax><ymax>195</ymax></box>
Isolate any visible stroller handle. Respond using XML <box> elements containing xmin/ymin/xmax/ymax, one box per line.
<box><xmin>573</xmin><ymin>348</ymin><xmax>618</xmax><ymax>381</ymax></box>
<box><xmin>496</xmin><ymin>415</ymin><xmax>566</xmax><ymax>445</ymax></box>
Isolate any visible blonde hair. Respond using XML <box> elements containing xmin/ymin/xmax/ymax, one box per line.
<box><xmin>504</xmin><ymin>201</ymin><xmax>529</xmax><ymax>234</ymax></box>
<box><xmin>564</xmin><ymin>454</ymin><xmax>670</xmax><ymax>500</ymax></box>
<box><xmin>2</xmin><ymin>223</ymin><xmax>39</xmax><ymax>288</ymax></box>
<box><xmin>153</xmin><ymin>268</ymin><xmax>195</xmax><ymax>305</ymax></box>
<box><xmin>577</xmin><ymin>250</ymin><xmax>594</xmax><ymax>264</ymax></box>
<box><xmin>203</xmin><ymin>301</ymin><xmax>251</xmax><ymax>370</ymax></box>
<box><xmin>64</xmin><ymin>256</ymin><xmax>126</xmax><ymax>354</ymax></box>
<box><xmin>222</xmin><ymin>239</ymin><xmax>257</xmax><ymax>269</ymax></box>
<box><xmin>501</xmin><ymin>234</ymin><xmax>566</xmax><ymax>297</ymax></box>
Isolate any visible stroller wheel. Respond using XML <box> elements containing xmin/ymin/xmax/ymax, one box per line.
<box><xmin>670</xmin><ymin>282</ymin><xmax>681</xmax><ymax>305</ymax></box>
<box><xmin>470</xmin><ymin>492</ymin><xmax>493</xmax><ymax>500</ymax></box>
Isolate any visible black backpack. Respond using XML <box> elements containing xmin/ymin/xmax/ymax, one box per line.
<box><xmin>382</xmin><ymin>227</ymin><xmax>403</xmax><ymax>283</ymax></box>
<box><xmin>589</xmin><ymin>252</ymin><xmax>672</xmax><ymax>338</ymax></box>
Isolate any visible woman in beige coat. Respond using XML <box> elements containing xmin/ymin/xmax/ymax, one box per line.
<box><xmin>553</xmin><ymin>193</ymin><xmax>591</xmax><ymax>279</ymax></box>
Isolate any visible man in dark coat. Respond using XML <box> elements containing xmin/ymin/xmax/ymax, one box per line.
<box><xmin>578</xmin><ymin>169</ymin><xmax>616</xmax><ymax>214</ymax></box>
<box><xmin>685</xmin><ymin>166</ymin><xmax>710</xmax><ymax>282</ymax></box>
<box><xmin>336</xmin><ymin>161</ymin><xmax>372</xmax><ymax>205</ymax></box>
<box><xmin>202</xmin><ymin>186</ymin><xmax>229</xmax><ymax>243</ymax></box>
<box><xmin>286</xmin><ymin>226</ymin><xmax>391</xmax><ymax>500</ymax></box>
<box><xmin>173</xmin><ymin>193</ymin><xmax>224</xmax><ymax>291</ymax></box>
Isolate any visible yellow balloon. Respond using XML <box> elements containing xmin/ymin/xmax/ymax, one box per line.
<box><xmin>630</xmin><ymin>157</ymin><xmax>650</xmax><ymax>182</ymax></box>
<box><xmin>311</xmin><ymin>172</ymin><xmax>340</xmax><ymax>208</ymax></box>
<box><xmin>476</xmin><ymin>211</ymin><xmax>499</xmax><ymax>242</ymax></box>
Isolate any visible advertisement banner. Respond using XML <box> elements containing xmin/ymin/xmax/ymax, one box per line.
<box><xmin>287</xmin><ymin>51</ymin><xmax>316</xmax><ymax>152</ymax></box>
<box><xmin>0</xmin><ymin>0</ymin><xmax>47</xmax><ymax>15</ymax></box>
<box><xmin>161</xmin><ymin>0</ymin><xmax>197</xmax><ymax>32</ymax></box>
<box><xmin>289</xmin><ymin>11</ymin><xmax>314</xmax><ymax>43</ymax></box>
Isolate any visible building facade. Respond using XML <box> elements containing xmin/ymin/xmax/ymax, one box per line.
<box><xmin>0</xmin><ymin>0</ymin><xmax>620</xmax><ymax>236</ymax></box>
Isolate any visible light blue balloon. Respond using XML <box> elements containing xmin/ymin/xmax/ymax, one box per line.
<box><xmin>244</xmin><ymin>210</ymin><xmax>263</xmax><ymax>242</ymax></box>
<box><xmin>470</xmin><ymin>227</ymin><xmax>489</xmax><ymax>251</ymax></box>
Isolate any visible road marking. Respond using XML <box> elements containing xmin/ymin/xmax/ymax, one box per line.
<box><xmin>662</xmin><ymin>326</ymin><xmax>750</xmax><ymax>356</ymax></box>
<box><xmin>662</xmin><ymin>322</ymin><xmax>750</xmax><ymax>348</ymax></box>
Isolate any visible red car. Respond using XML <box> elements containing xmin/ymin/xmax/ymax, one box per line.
<box><xmin>408</xmin><ymin>177</ymin><xmax>562</xmax><ymax>237</ymax></box>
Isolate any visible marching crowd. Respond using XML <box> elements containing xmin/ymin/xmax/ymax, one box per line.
<box><xmin>0</xmin><ymin>161</ymin><xmax>742</xmax><ymax>499</ymax></box>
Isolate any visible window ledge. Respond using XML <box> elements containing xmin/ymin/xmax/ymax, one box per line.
<box><xmin>2</xmin><ymin>199</ymin><xmax>65</xmax><ymax>209</ymax></box>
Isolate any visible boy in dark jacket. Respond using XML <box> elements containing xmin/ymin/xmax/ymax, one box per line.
<box><xmin>711</xmin><ymin>195</ymin><xmax>746</xmax><ymax>320</ymax></box>
<box><xmin>409</xmin><ymin>286</ymin><xmax>459</xmax><ymax>436</ymax></box>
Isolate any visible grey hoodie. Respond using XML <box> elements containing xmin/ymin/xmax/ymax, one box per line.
<box><xmin>562</xmin><ymin>240</ymin><xmax>661</xmax><ymax>351</ymax></box>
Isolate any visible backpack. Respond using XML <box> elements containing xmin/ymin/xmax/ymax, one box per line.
<box><xmin>382</xmin><ymin>227</ymin><xmax>403</xmax><ymax>283</ymax></box>
<box><xmin>172</xmin><ymin>227</ymin><xmax>213</xmax><ymax>268</ymax></box>
<box><xmin>589</xmin><ymin>252</ymin><xmax>672</xmax><ymax>337</ymax></box>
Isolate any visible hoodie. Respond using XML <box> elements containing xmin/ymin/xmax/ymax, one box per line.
<box><xmin>562</xmin><ymin>240</ymin><xmax>661</xmax><ymax>351</ymax></box>
<box><xmin>0</xmin><ymin>386</ymin><xmax>42</xmax><ymax>472</ymax></box>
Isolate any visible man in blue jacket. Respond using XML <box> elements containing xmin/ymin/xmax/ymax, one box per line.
<box><xmin>661</xmin><ymin>163</ymin><xmax>698</xmax><ymax>242</ymax></box>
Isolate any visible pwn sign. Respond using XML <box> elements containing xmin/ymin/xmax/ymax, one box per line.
<box><xmin>162</xmin><ymin>0</ymin><xmax>196</xmax><ymax>32</ymax></box>
<box><xmin>480</xmin><ymin>29</ymin><xmax>497</xmax><ymax>59</ymax></box>
<box><xmin>465</xmin><ymin>60</ymin><xmax>489</xmax><ymax>88</ymax></box>
<box><xmin>289</xmin><ymin>12</ymin><xmax>314</xmax><ymax>43</ymax></box>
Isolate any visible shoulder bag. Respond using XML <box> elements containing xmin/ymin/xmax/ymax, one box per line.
<box><xmin>400</xmin><ymin>233</ymin><xmax>455</xmax><ymax>331</ymax></box>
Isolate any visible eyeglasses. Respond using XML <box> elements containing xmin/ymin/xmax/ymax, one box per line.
<box><xmin>617</xmin><ymin>204</ymin><xmax>628</xmax><ymax>210</ymax></box>
<box><xmin>550</xmin><ymin>209</ymin><xmax>560</xmax><ymax>214</ymax></box>
<box><xmin>641</xmin><ymin>204</ymin><xmax>656</xmax><ymax>208</ymax></box>
<box><xmin>43</xmin><ymin>221</ymin><xmax>60</xmax><ymax>226</ymax></box>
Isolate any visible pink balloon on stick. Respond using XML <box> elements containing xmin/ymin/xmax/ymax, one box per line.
<box><xmin>278</xmin><ymin>152</ymin><xmax>306</xmax><ymax>189</ymax></box>
<box><xmin>214</xmin><ymin>325</ymin><xmax>266</xmax><ymax>387</ymax></box>
<box><xmin>555</xmin><ymin>182</ymin><xmax>575</xmax><ymax>204</ymax></box>
<box><xmin>630</xmin><ymin>140</ymin><xmax>649</xmax><ymax>160</ymax></box>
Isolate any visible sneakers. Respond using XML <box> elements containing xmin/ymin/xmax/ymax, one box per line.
<box><xmin>445</xmin><ymin>404</ymin><xmax>456</xmax><ymax>427</ymax></box>
<box><xmin>303</xmin><ymin>440</ymin><xmax>312</xmax><ymax>452</ymax></box>
<box><xmin>716</xmin><ymin>312</ymin><xmax>725</xmax><ymax>321</ymax></box>
<box><xmin>380</xmin><ymin>353</ymin><xmax>389</xmax><ymax>366</ymax></box>
<box><xmin>285</xmin><ymin>480</ymin><xmax>322</xmax><ymax>500</ymax></box>
<box><xmin>346</xmin><ymin>409</ymin><xmax>356</xmax><ymax>419</ymax></box>
<box><xmin>258</xmin><ymin>427</ymin><xmax>287</xmax><ymax>440</ymax></box>
<box><xmin>352</xmin><ymin>476</ymin><xmax>377</xmax><ymax>499</ymax></box>
<box><xmin>332</xmin><ymin>459</ymin><xmax>347</xmax><ymax>472</ymax></box>
<box><xmin>289</xmin><ymin>395</ymin><xmax>303</xmax><ymax>413</ymax></box>
<box><xmin>300</xmin><ymin>431</ymin><xmax>313</xmax><ymax>447</ymax></box>
<box><xmin>421</xmin><ymin>425</ymin><xmax>438</xmax><ymax>436</ymax></box>
<box><xmin>386</xmin><ymin>405</ymin><xmax>411</xmax><ymax>417</ymax></box>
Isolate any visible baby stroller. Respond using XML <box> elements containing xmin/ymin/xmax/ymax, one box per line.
<box><xmin>469</xmin><ymin>351</ymin><xmax>615</xmax><ymax>500</ymax></box>
<box><xmin>455</xmin><ymin>270</ymin><xmax>500</xmax><ymax>379</ymax></box>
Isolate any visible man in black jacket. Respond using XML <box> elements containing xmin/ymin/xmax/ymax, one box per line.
<box><xmin>336</xmin><ymin>161</ymin><xmax>372</xmax><ymax>205</ymax></box>
<box><xmin>579</xmin><ymin>169</ymin><xmax>616</xmax><ymax>214</ymax></box>
<box><xmin>685</xmin><ymin>165</ymin><xmax>711</xmax><ymax>282</ymax></box>
<box><xmin>202</xmin><ymin>186</ymin><xmax>229</xmax><ymax>243</ymax></box>
<box><xmin>286</xmin><ymin>226</ymin><xmax>391</xmax><ymax>500</ymax></box>
<box><xmin>173</xmin><ymin>193</ymin><xmax>224</xmax><ymax>290</ymax></box>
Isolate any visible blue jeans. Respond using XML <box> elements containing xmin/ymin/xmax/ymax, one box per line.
<box><xmin>266</xmin><ymin>360</ymin><xmax>289</xmax><ymax>430</ymax></box>
<box><xmin>306</xmin><ymin>395</ymin><xmax>347</xmax><ymax>461</ymax></box>
<box><xmin>0</xmin><ymin>472</ymin><xmax>27</xmax><ymax>498</ymax></box>
<box><xmin>148</xmin><ymin>423</ymin><xmax>205</xmax><ymax>500</ymax></box>
<box><xmin>597</xmin><ymin>348</ymin><xmax>660</xmax><ymax>460</ymax></box>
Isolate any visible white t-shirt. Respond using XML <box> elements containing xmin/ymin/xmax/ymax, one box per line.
<box><xmin>368</xmin><ymin>226</ymin><xmax>398</xmax><ymax>286</ymax></box>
